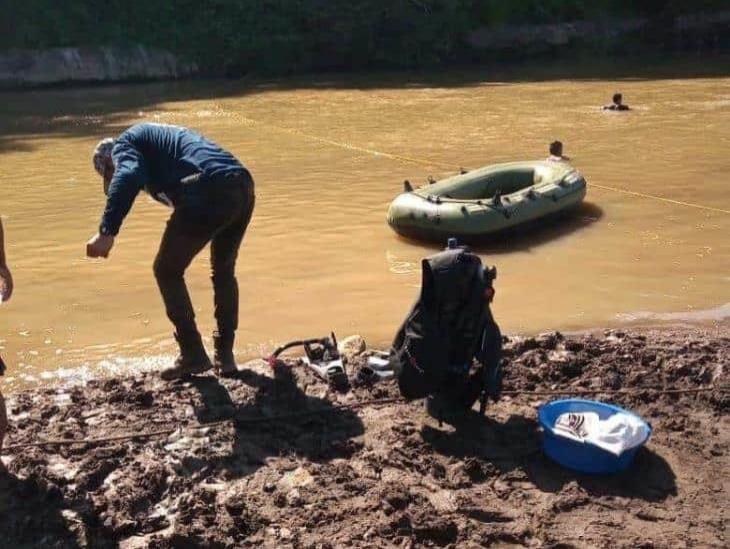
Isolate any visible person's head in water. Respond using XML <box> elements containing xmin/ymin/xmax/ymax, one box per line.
<box><xmin>547</xmin><ymin>140</ymin><xmax>570</xmax><ymax>162</ymax></box>
<box><xmin>92</xmin><ymin>138</ymin><xmax>116</xmax><ymax>195</ymax></box>
<box><xmin>604</xmin><ymin>92</ymin><xmax>629</xmax><ymax>111</ymax></box>
<box><xmin>549</xmin><ymin>140</ymin><xmax>563</xmax><ymax>157</ymax></box>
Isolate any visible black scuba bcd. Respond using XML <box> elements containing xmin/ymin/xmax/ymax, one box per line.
<box><xmin>389</xmin><ymin>238</ymin><xmax>502</xmax><ymax>412</ymax></box>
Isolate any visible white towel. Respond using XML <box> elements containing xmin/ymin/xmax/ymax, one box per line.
<box><xmin>553</xmin><ymin>411</ymin><xmax>649</xmax><ymax>456</ymax></box>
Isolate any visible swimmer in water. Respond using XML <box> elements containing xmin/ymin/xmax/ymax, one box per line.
<box><xmin>603</xmin><ymin>92</ymin><xmax>630</xmax><ymax>111</ymax></box>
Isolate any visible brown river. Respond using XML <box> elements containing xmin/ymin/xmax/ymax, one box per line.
<box><xmin>1</xmin><ymin>58</ymin><xmax>728</xmax><ymax>390</ymax></box>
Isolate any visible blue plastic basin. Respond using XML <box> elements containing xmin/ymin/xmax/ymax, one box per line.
<box><xmin>537</xmin><ymin>399</ymin><xmax>652</xmax><ymax>474</ymax></box>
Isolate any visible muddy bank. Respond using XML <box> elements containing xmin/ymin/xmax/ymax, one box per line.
<box><xmin>1</xmin><ymin>328</ymin><xmax>727</xmax><ymax>548</ymax></box>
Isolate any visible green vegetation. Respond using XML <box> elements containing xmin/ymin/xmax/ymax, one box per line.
<box><xmin>2</xmin><ymin>1</ymin><xmax>728</xmax><ymax>75</ymax></box>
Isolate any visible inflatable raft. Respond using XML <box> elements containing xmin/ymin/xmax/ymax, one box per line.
<box><xmin>387</xmin><ymin>161</ymin><xmax>587</xmax><ymax>242</ymax></box>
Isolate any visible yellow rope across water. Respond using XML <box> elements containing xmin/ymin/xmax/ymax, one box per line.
<box><xmin>588</xmin><ymin>183</ymin><xmax>730</xmax><ymax>215</ymax></box>
<box><xmin>235</xmin><ymin>111</ymin><xmax>730</xmax><ymax>215</ymax></box>
<box><xmin>237</xmin><ymin>114</ymin><xmax>455</xmax><ymax>170</ymax></box>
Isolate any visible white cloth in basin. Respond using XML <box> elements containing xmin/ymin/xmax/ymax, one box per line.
<box><xmin>553</xmin><ymin>411</ymin><xmax>649</xmax><ymax>456</ymax></box>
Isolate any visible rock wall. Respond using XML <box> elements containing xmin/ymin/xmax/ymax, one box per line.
<box><xmin>467</xmin><ymin>18</ymin><xmax>646</xmax><ymax>52</ymax></box>
<box><xmin>0</xmin><ymin>45</ymin><xmax>197</xmax><ymax>88</ymax></box>
<box><xmin>0</xmin><ymin>10</ymin><xmax>727</xmax><ymax>88</ymax></box>
<box><xmin>467</xmin><ymin>11</ymin><xmax>730</xmax><ymax>53</ymax></box>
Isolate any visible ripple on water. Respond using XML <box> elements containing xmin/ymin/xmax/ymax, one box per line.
<box><xmin>616</xmin><ymin>303</ymin><xmax>730</xmax><ymax>323</ymax></box>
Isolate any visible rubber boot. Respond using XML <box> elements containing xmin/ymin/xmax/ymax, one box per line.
<box><xmin>161</xmin><ymin>332</ymin><xmax>213</xmax><ymax>380</ymax></box>
<box><xmin>213</xmin><ymin>331</ymin><xmax>238</xmax><ymax>377</ymax></box>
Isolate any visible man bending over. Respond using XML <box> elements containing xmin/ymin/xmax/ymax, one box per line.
<box><xmin>87</xmin><ymin>123</ymin><xmax>255</xmax><ymax>380</ymax></box>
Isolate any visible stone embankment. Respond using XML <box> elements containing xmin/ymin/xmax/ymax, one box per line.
<box><xmin>0</xmin><ymin>45</ymin><xmax>196</xmax><ymax>88</ymax></box>
<box><xmin>467</xmin><ymin>11</ymin><xmax>730</xmax><ymax>53</ymax></box>
<box><xmin>2</xmin><ymin>11</ymin><xmax>728</xmax><ymax>89</ymax></box>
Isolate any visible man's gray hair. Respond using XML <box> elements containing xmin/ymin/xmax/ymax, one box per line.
<box><xmin>92</xmin><ymin>138</ymin><xmax>115</xmax><ymax>176</ymax></box>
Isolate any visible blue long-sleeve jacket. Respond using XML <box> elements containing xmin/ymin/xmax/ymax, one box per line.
<box><xmin>100</xmin><ymin>123</ymin><xmax>246</xmax><ymax>236</ymax></box>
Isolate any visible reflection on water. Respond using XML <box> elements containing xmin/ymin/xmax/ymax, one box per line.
<box><xmin>0</xmin><ymin>58</ymin><xmax>728</xmax><ymax>389</ymax></box>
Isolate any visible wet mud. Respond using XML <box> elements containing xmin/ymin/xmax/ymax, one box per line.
<box><xmin>0</xmin><ymin>328</ymin><xmax>727</xmax><ymax>548</ymax></box>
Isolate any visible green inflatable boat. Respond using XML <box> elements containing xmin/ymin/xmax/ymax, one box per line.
<box><xmin>387</xmin><ymin>161</ymin><xmax>587</xmax><ymax>242</ymax></box>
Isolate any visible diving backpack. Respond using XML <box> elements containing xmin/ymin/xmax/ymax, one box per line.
<box><xmin>389</xmin><ymin>239</ymin><xmax>502</xmax><ymax>412</ymax></box>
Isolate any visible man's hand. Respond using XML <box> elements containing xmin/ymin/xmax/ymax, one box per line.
<box><xmin>86</xmin><ymin>233</ymin><xmax>115</xmax><ymax>258</ymax></box>
<box><xmin>0</xmin><ymin>264</ymin><xmax>13</xmax><ymax>302</ymax></box>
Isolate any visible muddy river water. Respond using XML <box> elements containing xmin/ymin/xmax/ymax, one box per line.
<box><xmin>0</xmin><ymin>59</ymin><xmax>728</xmax><ymax>389</ymax></box>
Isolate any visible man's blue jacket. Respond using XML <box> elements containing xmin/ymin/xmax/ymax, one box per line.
<box><xmin>100</xmin><ymin>123</ymin><xmax>246</xmax><ymax>236</ymax></box>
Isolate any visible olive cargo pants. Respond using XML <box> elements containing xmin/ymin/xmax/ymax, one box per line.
<box><xmin>153</xmin><ymin>171</ymin><xmax>255</xmax><ymax>342</ymax></box>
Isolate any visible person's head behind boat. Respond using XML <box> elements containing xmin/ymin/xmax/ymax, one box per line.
<box><xmin>549</xmin><ymin>140</ymin><xmax>563</xmax><ymax>157</ymax></box>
